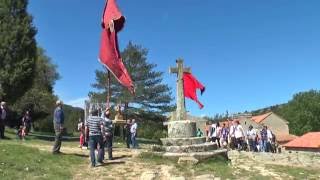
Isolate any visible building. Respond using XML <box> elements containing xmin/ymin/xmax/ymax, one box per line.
<box><xmin>283</xmin><ymin>132</ymin><xmax>320</xmax><ymax>152</ymax></box>
<box><xmin>252</xmin><ymin>112</ymin><xmax>289</xmax><ymax>136</ymax></box>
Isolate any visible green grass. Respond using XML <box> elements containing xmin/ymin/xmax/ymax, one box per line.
<box><xmin>0</xmin><ymin>141</ymin><xmax>85</xmax><ymax>180</ymax></box>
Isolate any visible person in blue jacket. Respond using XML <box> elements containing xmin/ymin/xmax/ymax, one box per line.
<box><xmin>52</xmin><ymin>100</ymin><xmax>64</xmax><ymax>154</ymax></box>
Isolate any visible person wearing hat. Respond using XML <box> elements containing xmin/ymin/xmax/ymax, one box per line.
<box><xmin>52</xmin><ymin>100</ymin><xmax>64</xmax><ymax>154</ymax></box>
<box><xmin>0</xmin><ymin>101</ymin><xmax>7</xmax><ymax>139</ymax></box>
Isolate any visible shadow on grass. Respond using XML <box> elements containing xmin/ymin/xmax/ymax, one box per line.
<box><xmin>112</xmin><ymin>155</ymin><xmax>132</xmax><ymax>160</ymax></box>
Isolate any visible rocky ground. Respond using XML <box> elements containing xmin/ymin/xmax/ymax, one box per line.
<box><xmin>23</xmin><ymin>142</ymin><xmax>320</xmax><ymax>180</ymax></box>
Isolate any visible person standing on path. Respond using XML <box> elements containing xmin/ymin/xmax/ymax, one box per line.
<box><xmin>103</xmin><ymin>108</ymin><xmax>113</xmax><ymax>160</ymax></box>
<box><xmin>52</xmin><ymin>100</ymin><xmax>64</xmax><ymax>154</ymax></box>
<box><xmin>85</xmin><ymin>107</ymin><xmax>105</xmax><ymax>167</ymax></box>
<box><xmin>130</xmin><ymin>119</ymin><xmax>138</xmax><ymax>149</ymax></box>
<box><xmin>125</xmin><ymin>119</ymin><xmax>132</xmax><ymax>148</ymax></box>
<box><xmin>0</xmin><ymin>101</ymin><xmax>7</xmax><ymax>139</ymax></box>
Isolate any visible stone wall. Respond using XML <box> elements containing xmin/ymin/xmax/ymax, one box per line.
<box><xmin>228</xmin><ymin>150</ymin><xmax>320</xmax><ymax>169</ymax></box>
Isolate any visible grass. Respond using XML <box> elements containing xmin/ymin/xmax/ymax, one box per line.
<box><xmin>0</xmin><ymin>141</ymin><xmax>85</xmax><ymax>180</ymax></box>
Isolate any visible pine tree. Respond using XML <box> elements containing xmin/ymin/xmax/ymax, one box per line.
<box><xmin>0</xmin><ymin>0</ymin><xmax>37</xmax><ymax>103</ymax></box>
<box><xmin>90</xmin><ymin>42</ymin><xmax>174</xmax><ymax>116</ymax></box>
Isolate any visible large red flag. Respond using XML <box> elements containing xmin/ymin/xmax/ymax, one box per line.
<box><xmin>183</xmin><ymin>72</ymin><xmax>205</xmax><ymax>109</ymax></box>
<box><xmin>99</xmin><ymin>0</ymin><xmax>134</xmax><ymax>93</ymax></box>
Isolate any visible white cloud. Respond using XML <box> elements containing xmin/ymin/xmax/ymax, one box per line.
<box><xmin>66</xmin><ymin>97</ymin><xmax>88</xmax><ymax>108</ymax></box>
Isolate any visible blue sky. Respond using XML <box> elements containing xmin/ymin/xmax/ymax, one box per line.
<box><xmin>28</xmin><ymin>0</ymin><xmax>320</xmax><ymax>117</ymax></box>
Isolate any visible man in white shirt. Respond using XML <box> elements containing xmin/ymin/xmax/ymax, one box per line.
<box><xmin>130</xmin><ymin>119</ymin><xmax>138</xmax><ymax>148</ymax></box>
<box><xmin>229</xmin><ymin>120</ymin><xmax>236</xmax><ymax>149</ymax></box>
<box><xmin>234</xmin><ymin>120</ymin><xmax>245</xmax><ymax>150</ymax></box>
<box><xmin>210</xmin><ymin>122</ymin><xmax>217</xmax><ymax>143</ymax></box>
<box><xmin>246</xmin><ymin>125</ymin><xmax>257</xmax><ymax>152</ymax></box>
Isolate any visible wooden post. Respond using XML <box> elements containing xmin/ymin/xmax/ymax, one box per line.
<box><xmin>107</xmin><ymin>70</ymin><xmax>111</xmax><ymax>108</ymax></box>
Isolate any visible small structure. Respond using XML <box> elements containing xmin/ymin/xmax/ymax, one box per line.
<box><xmin>283</xmin><ymin>132</ymin><xmax>320</xmax><ymax>152</ymax></box>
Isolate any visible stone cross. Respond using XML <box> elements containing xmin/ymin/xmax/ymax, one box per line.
<box><xmin>169</xmin><ymin>59</ymin><xmax>191</xmax><ymax>121</ymax></box>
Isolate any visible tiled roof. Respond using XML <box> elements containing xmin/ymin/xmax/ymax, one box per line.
<box><xmin>277</xmin><ymin>134</ymin><xmax>298</xmax><ymax>143</ymax></box>
<box><xmin>283</xmin><ymin>132</ymin><xmax>320</xmax><ymax>149</ymax></box>
<box><xmin>252</xmin><ymin>112</ymin><xmax>273</xmax><ymax>123</ymax></box>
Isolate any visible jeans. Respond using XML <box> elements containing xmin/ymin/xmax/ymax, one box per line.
<box><xmin>261</xmin><ymin>139</ymin><xmax>267</xmax><ymax>152</ymax></box>
<box><xmin>248</xmin><ymin>139</ymin><xmax>256</xmax><ymax>152</ymax></box>
<box><xmin>103</xmin><ymin>134</ymin><xmax>113</xmax><ymax>160</ymax></box>
<box><xmin>126</xmin><ymin>132</ymin><xmax>131</xmax><ymax>148</ymax></box>
<box><xmin>52</xmin><ymin>123</ymin><xmax>62</xmax><ymax>153</ymax></box>
<box><xmin>131</xmin><ymin>134</ymin><xmax>137</xmax><ymax>148</ymax></box>
<box><xmin>89</xmin><ymin>135</ymin><xmax>104</xmax><ymax>166</ymax></box>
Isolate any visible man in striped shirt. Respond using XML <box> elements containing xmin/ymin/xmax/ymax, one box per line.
<box><xmin>85</xmin><ymin>107</ymin><xmax>105</xmax><ymax>167</ymax></box>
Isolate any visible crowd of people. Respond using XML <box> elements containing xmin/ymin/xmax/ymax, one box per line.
<box><xmin>0</xmin><ymin>101</ymin><xmax>32</xmax><ymax>141</ymax></box>
<box><xmin>203</xmin><ymin>120</ymin><xmax>278</xmax><ymax>153</ymax></box>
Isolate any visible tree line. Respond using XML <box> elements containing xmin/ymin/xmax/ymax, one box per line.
<box><xmin>0</xmin><ymin>0</ymin><xmax>82</xmax><ymax>134</ymax></box>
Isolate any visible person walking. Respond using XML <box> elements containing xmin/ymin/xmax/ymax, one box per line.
<box><xmin>209</xmin><ymin>122</ymin><xmax>218</xmax><ymax>144</ymax></box>
<box><xmin>216</xmin><ymin>122</ymin><xmax>222</xmax><ymax>148</ymax></box>
<box><xmin>234</xmin><ymin>120</ymin><xmax>245</xmax><ymax>150</ymax></box>
<box><xmin>221</xmin><ymin>123</ymin><xmax>229</xmax><ymax>147</ymax></box>
<box><xmin>0</xmin><ymin>101</ymin><xmax>7</xmax><ymax>139</ymax></box>
<box><xmin>85</xmin><ymin>107</ymin><xmax>105</xmax><ymax>167</ymax></box>
<box><xmin>52</xmin><ymin>100</ymin><xmax>64</xmax><ymax>154</ymax></box>
<box><xmin>246</xmin><ymin>125</ymin><xmax>257</xmax><ymax>152</ymax></box>
<box><xmin>130</xmin><ymin>119</ymin><xmax>138</xmax><ymax>149</ymax></box>
<box><xmin>260</xmin><ymin>126</ymin><xmax>268</xmax><ymax>152</ymax></box>
<box><xmin>77</xmin><ymin>118</ymin><xmax>85</xmax><ymax>148</ymax></box>
<box><xmin>124</xmin><ymin>119</ymin><xmax>132</xmax><ymax>148</ymax></box>
<box><xmin>103</xmin><ymin>108</ymin><xmax>113</xmax><ymax>160</ymax></box>
<box><xmin>22</xmin><ymin>110</ymin><xmax>32</xmax><ymax>136</ymax></box>
<box><xmin>229</xmin><ymin>120</ymin><xmax>237</xmax><ymax>149</ymax></box>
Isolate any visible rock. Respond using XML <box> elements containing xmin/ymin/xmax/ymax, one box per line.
<box><xmin>214</xmin><ymin>177</ymin><xmax>221</xmax><ymax>180</ymax></box>
<box><xmin>195</xmin><ymin>174</ymin><xmax>215</xmax><ymax>180</ymax></box>
<box><xmin>169</xmin><ymin>177</ymin><xmax>185</xmax><ymax>180</ymax></box>
<box><xmin>140</xmin><ymin>171</ymin><xmax>158</xmax><ymax>180</ymax></box>
<box><xmin>178</xmin><ymin>156</ymin><xmax>199</xmax><ymax>165</ymax></box>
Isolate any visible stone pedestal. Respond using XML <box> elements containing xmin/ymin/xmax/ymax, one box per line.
<box><xmin>166</xmin><ymin>120</ymin><xmax>197</xmax><ymax>138</ymax></box>
<box><xmin>157</xmin><ymin>119</ymin><xmax>226</xmax><ymax>161</ymax></box>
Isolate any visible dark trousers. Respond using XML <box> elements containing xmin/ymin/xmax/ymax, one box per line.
<box><xmin>126</xmin><ymin>132</ymin><xmax>131</xmax><ymax>148</ymax></box>
<box><xmin>236</xmin><ymin>138</ymin><xmax>243</xmax><ymax>150</ymax></box>
<box><xmin>248</xmin><ymin>139</ymin><xmax>256</xmax><ymax>152</ymax></box>
<box><xmin>230</xmin><ymin>137</ymin><xmax>236</xmax><ymax>149</ymax></box>
<box><xmin>52</xmin><ymin>123</ymin><xmax>62</xmax><ymax>153</ymax></box>
<box><xmin>103</xmin><ymin>135</ymin><xmax>113</xmax><ymax>160</ymax></box>
<box><xmin>0</xmin><ymin>121</ymin><xmax>5</xmax><ymax>139</ymax></box>
<box><xmin>89</xmin><ymin>135</ymin><xmax>104</xmax><ymax>166</ymax></box>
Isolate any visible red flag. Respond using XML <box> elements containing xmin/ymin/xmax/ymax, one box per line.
<box><xmin>183</xmin><ymin>72</ymin><xmax>205</xmax><ymax>109</ymax></box>
<box><xmin>99</xmin><ymin>0</ymin><xmax>134</xmax><ymax>93</ymax></box>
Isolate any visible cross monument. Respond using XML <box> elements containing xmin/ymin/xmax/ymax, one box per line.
<box><xmin>169</xmin><ymin>59</ymin><xmax>191</xmax><ymax>121</ymax></box>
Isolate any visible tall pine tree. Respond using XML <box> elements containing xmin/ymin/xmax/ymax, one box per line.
<box><xmin>90</xmin><ymin>42</ymin><xmax>174</xmax><ymax>116</ymax></box>
<box><xmin>0</xmin><ymin>0</ymin><xmax>37</xmax><ymax>103</ymax></box>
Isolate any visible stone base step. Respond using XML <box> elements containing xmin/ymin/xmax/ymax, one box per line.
<box><xmin>160</xmin><ymin>137</ymin><xmax>206</xmax><ymax>146</ymax></box>
<box><xmin>164</xmin><ymin>143</ymin><xmax>218</xmax><ymax>153</ymax></box>
<box><xmin>163</xmin><ymin>149</ymin><xmax>228</xmax><ymax>161</ymax></box>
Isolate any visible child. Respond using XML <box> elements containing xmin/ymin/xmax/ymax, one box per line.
<box><xmin>17</xmin><ymin>125</ymin><xmax>24</xmax><ymax>140</ymax></box>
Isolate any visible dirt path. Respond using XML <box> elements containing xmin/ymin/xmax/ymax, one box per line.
<box><xmin>23</xmin><ymin>143</ymin><xmax>179</xmax><ymax>180</ymax></box>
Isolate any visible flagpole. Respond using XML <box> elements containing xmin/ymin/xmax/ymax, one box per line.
<box><xmin>107</xmin><ymin>70</ymin><xmax>111</xmax><ymax>108</ymax></box>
